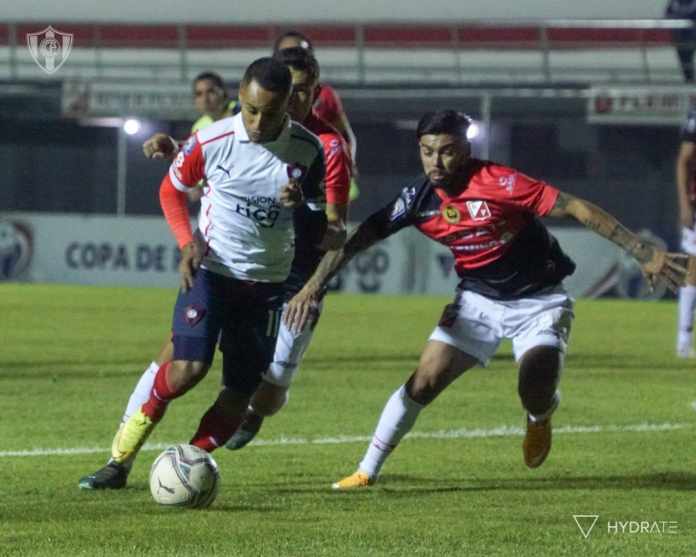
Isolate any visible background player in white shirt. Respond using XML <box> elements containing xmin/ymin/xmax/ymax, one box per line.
<box><xmin>285</xmin><ymin>110</ymin><xmax>689</xmax><ymax>489</ymax></box>
<box><xmin>675</xmin><ymin>107</ymin><xmax>696</xmax><ymax>357</ymax></box>
<box><xmin>80</xmin><ymin>57</ymin><xmax>326</xmax><ymax>489</ymax></box>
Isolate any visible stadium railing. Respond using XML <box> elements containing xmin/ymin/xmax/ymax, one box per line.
<box><xmin>0</xmin><ymin>19</ymin><xmax>695</xmax><ymax>83</ymax></box>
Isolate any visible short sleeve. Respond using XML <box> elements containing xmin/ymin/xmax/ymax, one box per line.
<box><xmin>313</xmin><ymin>84</ymin><xmax>344</xmax><ymax>125</ymax></box>
<box><xmin>682</xmin><ymin>109</ymin><xmax>696</xmax><ymax>143</ymax></box>
<box><xmin>492</xmin><ymin>167</ymin><xmax>559</xmax><ymax>217</ymax></box>
<box><xmin>168</xmin><ymin>134</ymin><xmax>205</xmax><ymax>191</ymax></box>
<box><xmin>323</xmin><ymin>135</ymin><xmax>351</xmax><ymax>205</ymax></box>
<box><xmin>298</xmin><ymin>149</ymin><xmax>326</xmax><ymax>212</ymax></box>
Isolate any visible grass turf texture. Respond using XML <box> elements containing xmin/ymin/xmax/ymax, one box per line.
<box><xmin>1</xmin><ymin>282</ymin><xmax>695</xmax><ymax>556</ymax></box>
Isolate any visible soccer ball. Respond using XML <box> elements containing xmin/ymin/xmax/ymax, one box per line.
<box><xmin>149</xmin><ymin>444</ymin><xmax>219</xmax><ymax>509</ymax></box>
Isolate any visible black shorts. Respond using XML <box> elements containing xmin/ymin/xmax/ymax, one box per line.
<box><xmin>171</xmin><ymin>268</ymin><xmax>283</xmax><ymax>395</ymax></box>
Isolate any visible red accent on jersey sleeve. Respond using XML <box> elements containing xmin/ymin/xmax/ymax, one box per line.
<box><xmin>322</xmin><ymin>134</ymin><xmax>352</xmax><ymax>205</ymax></box>
<box><xmin>313</xmin><ymin>84</ymin><xmax>344</xmax><ymax>126</ymax></box>
<box><xmin>159</xmin><ymin>174</ymin><xmax>194</xmax><ymax>248</ymax></box>
<box><xmin>491</xmin><ymin>165</ymin><xmax>559</xmax><ymax>216</ymax></box>
<box><xmin>168</xmin><ymin>133</ymin><xmax>205</xmax><ymax>191</ymax></box>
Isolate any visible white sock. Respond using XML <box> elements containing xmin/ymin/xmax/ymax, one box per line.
<box><xmin>358</xmin><ymin>385</ymin><xmax>424</xmax><ymax>479</ymax></box>
<box><xmin>120</xmin><ymin>361</ymin><xmax>159</xmax><ymax>424</ymax></box>
<box><xmin>677</xmin><ymin>286</ymin><xmax>696</xmax><ymax>349</ymax></box>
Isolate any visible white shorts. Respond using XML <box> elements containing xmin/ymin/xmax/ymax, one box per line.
<box><xmin>429</xmin><ymin>286</ymin><xmax>574</xmax><ymax>366</ymax></box>
<box><xmin>682</xmin><ymin>226</ymin><xmax>696</xmax><ymax>256</ymax></box>
<box><xmin>261</xmin><ymin>300</ymin><xmax>323</xmax><ymax>388</ymax></box>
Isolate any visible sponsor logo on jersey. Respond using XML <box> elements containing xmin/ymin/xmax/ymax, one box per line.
<box><xmin>466</xmin><ymin>200</ymin><xmax>491</xmax><ymax>221</ymax></box>
<box><xmin>174</xmin><ymin>151</ymin><xmax>185</xmax><ymax>168</ymax></box>
<box><xmin>234</xmin><ymin>196</ymin><xmax>281</xmax><ymax>228</ymax></box>
<box><xmin>442</xmin><ymin>204</ymin><xmax>461</xmax><ymax>224</ymax></box>
<box><xmin>498</xmin><ymin>174</ymin><xmax>516</xmax><ymax>193</ymax></box>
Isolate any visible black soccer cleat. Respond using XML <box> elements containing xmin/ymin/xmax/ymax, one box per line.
<box><xmin>225</xmin><ymin>413</ymin><xmax>265</xmax><ymax>450</ymax></box>
<box><xmin>79</xmin><ymin>462</ymin><xmax>129</xmax><ymax>490</ymax></box>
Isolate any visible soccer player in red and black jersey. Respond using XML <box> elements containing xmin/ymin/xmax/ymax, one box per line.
<box><xmin>274</xmin><ymin>30</ymin><xmax>359</xmax><ymax>200</ymax></box>
<box><xmin>285</xmin><ymin>110</ymin><xmax>689</xmax><ymax>489</ymax></box>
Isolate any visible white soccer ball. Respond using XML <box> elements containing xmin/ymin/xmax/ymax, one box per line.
<box><xmin>149</xmin><ymin>444</ymin><xmax>220</xmax><ymax>509</ymax></box>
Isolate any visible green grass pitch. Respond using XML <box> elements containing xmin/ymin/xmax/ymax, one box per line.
<box><xmin>1</xmin><ymin>283</ymin><xmax>695</xmax><ymax>556</ymax></box>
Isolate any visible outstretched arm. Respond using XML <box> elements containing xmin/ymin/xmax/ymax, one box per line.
<box><xmin>284</xmin><ymin>217</ymin><xmax>383</xmax><ymax>331</ymax></box>
<box><xmin>548</xmin><ymin>191</ymin><xmax>689</xmax><ymax>291</ymax></box>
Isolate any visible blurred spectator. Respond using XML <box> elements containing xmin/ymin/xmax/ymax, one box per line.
<box><xmin>666</xmin><ymin>0</ymin><xmax>696</xmax><ymax>82</ymax></box>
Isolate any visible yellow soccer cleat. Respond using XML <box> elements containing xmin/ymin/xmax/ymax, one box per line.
<box><xmin>522</xmin><ymin>417</ymin><xmax>552</xmax><ymax>469</ymax></box>
<box><xmin>331</xmin><ymin>471</ymin><xmax>373</xmax><ymax>490</ymax></box>
<box><xmin>111</xmin><ymin>409</ymin><xmax>156</xmax><ymax>464</ymax></box>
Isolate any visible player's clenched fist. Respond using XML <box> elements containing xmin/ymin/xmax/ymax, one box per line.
<box><xmin>143</xmin><ymin>133</ymin><xmax>179</xmax><ymax>160</ymax></box>
<box><xmin>279</xmin><ymin>181</ymin><xmax>304</xmax><ymax>208</ymax></box>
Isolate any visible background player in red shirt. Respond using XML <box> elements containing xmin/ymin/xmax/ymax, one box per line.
<box><xmin>285</xmin><ymin>110</ymin><xmax>689</xmax><ymax>489</ymax></box>
<box><xmin>274</xmin><ymin>30</ymin><xmax>359</xmax><ymax>200</ymax></box>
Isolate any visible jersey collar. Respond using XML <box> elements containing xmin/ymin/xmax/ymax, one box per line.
<box><xmin>232</xmin><ymin>113</ymin><xmax>291</xmax><ymax>147</ymax></box>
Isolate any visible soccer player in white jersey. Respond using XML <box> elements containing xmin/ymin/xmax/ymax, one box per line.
<box><xmin>284</xmin><ymin>110</ymin><xmax>690</xmax><ymax>489</ymax></box>
<box><xmin>224</xmin><ymin>47</ymin><xmax>352</xmax><ymax>449</ymax></box>
<box><xmin>79</xmin><ymin>57</ymin><xmax>326</xmax><ymax>488</ymax></box>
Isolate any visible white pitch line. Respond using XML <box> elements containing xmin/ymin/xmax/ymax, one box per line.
<box><xmin>0</xmin><ymin>422</ymin><xmax>689</xmax><ymax>458</ymax></box>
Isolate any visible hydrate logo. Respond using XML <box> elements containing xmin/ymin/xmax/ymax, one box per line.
<box><xmin>26</xmin><ymin>26</ymin><xmax>73</xmax><ymax>74</ymax></box>
<box><xmin>573</xmin><ymin>515</ymin><xmax>599</xmax><ymax>539</ymax></box>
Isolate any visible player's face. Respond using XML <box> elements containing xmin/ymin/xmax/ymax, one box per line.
<box><xmin>418</xmin><ymin>134</ymin><xmax>470</xmax><ymax>188</ymax></box>
<box><xmin>287</xmin><ymin>67</ymin><xmax>318</xmax><ymax>123</ymax></box>
<box><xmin>193</xmin><ymin>79</ymin><xmax>226</xmax><ymax>117</ymax></box>
<box><xmin>239</xmin><ymin>79</ymin><xmax>290</xmax><ymax>143</ymax></box>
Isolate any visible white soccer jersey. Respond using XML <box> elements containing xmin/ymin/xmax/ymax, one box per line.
<box><xmin>169</xmin><ymin>113</ymin><xmax>325</xmax><ymax>282</ymax></box>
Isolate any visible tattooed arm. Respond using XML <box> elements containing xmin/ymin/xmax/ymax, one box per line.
<box><xmin>548</xmin><ymin>191</ymin><xmax>689</xmax><ymax>291</ymax></box>
<box><xmin>284</xmin><ymin>218</ymin><xmax>383</xmax><ymax>331</ymax></box>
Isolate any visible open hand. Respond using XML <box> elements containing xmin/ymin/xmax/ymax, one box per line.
<box><xmin>641</xmin><ymin>250</ymin><xmax>689</xmax><ymax>293</ymax></box>
<box><xmin>179</xmin><ymin>242</ymin><xmax>202</xmax><ymax>291</ymax></box>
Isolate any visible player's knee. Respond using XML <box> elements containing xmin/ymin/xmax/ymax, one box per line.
<box><xmin>169</xmin><ymin>360</ymin><xmax>210</xmax><ymax>391</ymax></box>
<box><xmin>250</xmin><ymin>382</ymin><xmax>288</xmax><ymax>416</ymax></box>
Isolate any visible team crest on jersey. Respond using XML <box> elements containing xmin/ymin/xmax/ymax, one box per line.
<box><xmin>442</xmin><ymin>204</ymin><xmax>461</xmax><ymax>224</ymax></box>
<box><xmin>287</xmin><ymin>163</ymin><xmax>307</xmax><ymax>181</ymax></box>
<box><xmin>466</xmin><ymin>200</ymin><xmax>491</xmax><ymax>221</ymax></box>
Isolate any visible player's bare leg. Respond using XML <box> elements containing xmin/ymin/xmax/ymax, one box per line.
<box><xmin>517</xmin><ymin>346</ymin><xmax>562</xmax><ymax>469</ymax></box>
<box><xmin>226</xmin><ymin>380</ymin><xmax>287</xmax><ymax>450</ymax></box>
<box><xmin>333</xmin><ymin>341</ymin><xmax>477</xmax><ymax>490</ymax></box>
